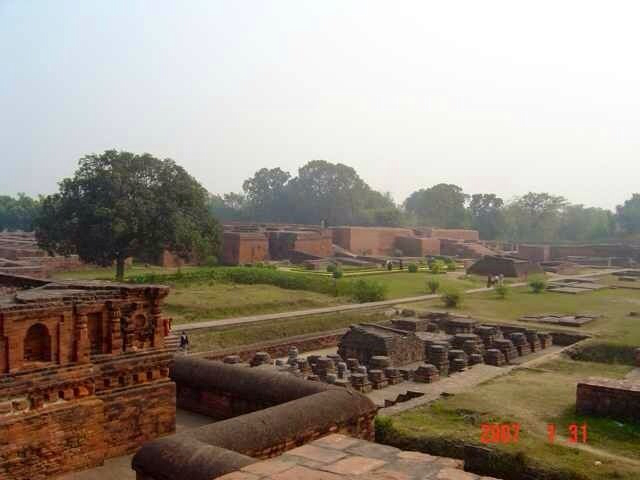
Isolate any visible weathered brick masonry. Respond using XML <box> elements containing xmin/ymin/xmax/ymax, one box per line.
<box><xmin>133</xmin><ymin>357</ymin><xmax>377</xmax><ymax>480</ymax></box>
<box><xmin>0</xmin><ymin>276</ymin><xmax>176</xmax><ymax>480</ymax></box>
<box><xmin>576</xmin><ymin>378</ymin><xmax>640</xmax><ymax>421</ymax></box>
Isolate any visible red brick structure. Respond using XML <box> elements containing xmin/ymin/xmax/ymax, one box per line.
<box><xmin>467</xmin><ymin>255</ymin><xmax>543</xmax><ymax>278</ymax></box>
<box><xmin>133</xmin><ymin>357</ymin><xmax>377</xmax><ymax>480</ymax></box>
<box><xmin>222</xmin><ymin>224</ymin><xmax>332</xmax><ymax>265</ymax></box>
<box><xmin>394</xmin><ymin>235</ymin><xmax>441</xmax><ymax>256</ymax></box>
<box><xmin>517</xmin><ymin>243</ymin><xmax>640</xmax><ymax>266</ymax></box>
<box><xmin>518</xmin><ymin>244</ymin><xmax>552</xmax><ymax>262</ymax></box>
<box><xmin>222</xmin><ymin>231</ymin><xmax>270</xmax><ymax>265</ymax></box>
<box><xmin>0</xmin><ymin>232</ymin><xmax>83</xmax><ymax>278</ymax></box>
<box><xmin>576</xmin><ymin>378</ymin><xmax>640</xmax><ymax>422</ymax></box>
<box><xmin>0</xmin><ymin>276</ymin><xmax>176</xmax><ymax>480</ymax></box>
<box><xmin>331</xmin><ymin>226</ymin><xmax>482</xmax><ymax>257</ymax></box>
<box><xmin>417</xmin><ymin>227</ymin><xmax>480</xmax><ymax>242</ymax></box>
<box><xmin>331</xmin><ymin>227</ymin><xmax>414</xmax><ymax>256</ymax></box>
<box><xmin>338</xmin><ymin>323</ymin><xmax>426</xmax><ymax>367</ymax></box>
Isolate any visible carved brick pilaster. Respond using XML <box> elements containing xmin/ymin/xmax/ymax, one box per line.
<box><xmin>107</xmin><ymin>301</ymin><xmax>123</xmax><ymax>354</ymax></box>
<box><xmin>74</xmin><ymin>306</ymin><xmax>90</xmax><ymax>364</ymax></box>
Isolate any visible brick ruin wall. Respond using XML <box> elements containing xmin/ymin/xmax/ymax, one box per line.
<box><xmin>467</xmin><ymin>256</ymin><xmax>543</xmax><ymax>278</ymax></box>
<box><xmin>576</xmin><ymin>378</ymin><xmax>640</xmax><ymax>421</ymax></box>
<box><xmin>394</xmin><ymin>236</ymin><xmax>441</xmax><ymax>256</ymax></box>
<box><xmin>518</xmin><ymin>244</ymin><xmax>552</xmax><ymax>262</ymax></box>
<box><xmin>267</xmin><ymin>230</ymin><xmax>333</xmax><ymax>259</ymax></box>
<box><xmin>0</xmin><ymin>233</ymin><xmax>84</xmax><ymax>277</ymax></box>
<box><xmin>421</xmin><ymin>228</ymin><xmax>480</xmax><ymax>242</ymax></box>
<box><xmin>0</xmin><ymin>279</ymin><xmax>176</xmax><ymax>480</ymax></box>
<box><xmin>200</xmin><ymin>329</ymin><xmax>346</xmax><ymax>363</ymax></box>
<box><xmin>133</xmin><ymin>357</ymin><xmax>377</xmax><ymax>480</ymax></box>
<box><xmin>0</xmin><ymin>398</ymin><xmax>106</xmax><ymax>479</ymax></box>
<box><xmin>331</xmin><ymin>227</ymin><xmax>415</xmax><ymax>256</ymax></box>
<box><xmin>222</xmin><ymin>232</ymin><xmax>269</xmax><ymax>265</ymax></box>
<box><xmin>338</xmin><ymin>325</ymin><xmax>425</xmax><ymax>366</ymax></box>
<box><xmin>518</xmin><ymin>244</ymin><xmax>639</xmax><ymax>263</ymax></box>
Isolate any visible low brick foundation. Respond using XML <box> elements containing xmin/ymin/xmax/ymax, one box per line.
<box><xmin>576</xmin><ymin>378</ymin><xmax>640</xmax><ymax>421</ymax></box>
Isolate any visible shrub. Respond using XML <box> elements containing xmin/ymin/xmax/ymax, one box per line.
<box><xmin>528</xmin><ymin>276</ymin><xmax>547</xmax><ymax>294</ymax></box>
<box><xmin>441</xmin><ymin>288</ymin><xmax>463</xmax><ymax>308</ymax></box>
<box><xmin>351</xmin><ymin>279</ymin><xmax>387</xmax><ymax>303</ymax></box>
<box><xmin>408</xmin><ymin>263</ymin><xmax>418</xmax><ymax>273</ymax></box>
<box><xmin>375</xmin><ymin>416</ymin><xmax>394</xmax><ymax>442</ymax></box>
<box><xmin>255</xmin><ymin>262</ymin><xmax>265</xmax><ymax>268</ymax></box>
<box><xmin>326</xmin><ymin>263</ymin><xmax>337</xmax><ymax>273</ymax></box>
<box><xmin>332</xmin><ymin>269</ymin><xmax>344</xmax><ymax>279</ymax></box>
<box><xmin>495</xmin><ymin>283</ymin><xmax>510</xmax><ymax>299</ymax></box>
<box><xmin>430</xmin><ymin>260</ymin><xmax>447</xmax><ymax>274</ymax></box>
<box><xmin>203</xmin><ymin>256</ymin><xmax>218</xmax><ymax>267</ymax></box>
<box><xmin>426</xmin><ymin>278</ymin><xmax>440</xmax><ymax>294</ymax></box>
<box><xmin>446</xmin><ymin>261</ymin><xmax>457</xmax><ymax>272</ymax></box>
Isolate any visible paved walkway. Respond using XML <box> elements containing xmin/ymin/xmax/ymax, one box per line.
<box><xmin>177</xmin><ymin>269</ymin><xmax>627</xmax><ymax>332</ymax></box>
<box><xmin>217</xmin><ymin>434</ymin><xmax>501</xmax><ymax>480</ymax></box>
<box><xmin>625</xmin><ymin>368</ymin><xmax>640</xmax><ymax>382</ymax></box>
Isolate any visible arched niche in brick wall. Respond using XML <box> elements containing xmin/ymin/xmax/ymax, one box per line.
<box><xmin>24</xmin><ymin>323</ymin><xmax>52</xmax><ymax>362</ymax></box>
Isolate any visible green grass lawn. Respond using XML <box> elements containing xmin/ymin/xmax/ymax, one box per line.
<box><xmin>386</xmin><ymin>285</ymin><xmax>640</xmax><ymax>479</ymax></box>
<box><xmin>384</xmin><ymin>358</ymin><xmax>639</xmax><ymax>479</ymax></box>
<box><xmin>355</xmin><ymin>272</ymin><xmax>483</xmax><ymax>299</ymax></box>
<box><xmin>187</xmin><ymin>310</ymin><xmax>387</xmax><ymax>353</ymax></box>
<box><xmin>166</xmin><ymin>282</ymin><xmax>344</xmax><ymax>324</ymax></box>
<box><xmin>50</xmin><ymin>264</ymin><xmax>202</xmax><ymax>281</ymax></box>
<box><xmin>399</xmin><ymin>285</ymin><xmax>640</xmax><ymax>347</ymax></box>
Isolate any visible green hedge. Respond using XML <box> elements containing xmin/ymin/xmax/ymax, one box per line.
<box><xmin>128</xmin><ymin>266</ymin><xmax>387</xmax><ymax>303</ymax></box>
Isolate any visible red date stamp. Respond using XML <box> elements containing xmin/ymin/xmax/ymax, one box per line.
<box><xmin>547</xmin><ymin>423</ymin><xmax>588</xmax><ymax>444</ymax></box>
<box><xmin>480</xmin><ymin>423</ymin><xmax>520</xmax><ymax>444</ymax></box>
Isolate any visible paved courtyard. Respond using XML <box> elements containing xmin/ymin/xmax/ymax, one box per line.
<box><xmin>216</xmin><ymin>434</ymin><xmax>501</xmax><ymax>480</ymax></box>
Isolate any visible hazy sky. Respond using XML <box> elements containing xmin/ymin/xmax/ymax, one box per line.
<box><xmin>2</xmin><ymin>1</ymin><xmax>639</xmax><ymax>210</ymax></box>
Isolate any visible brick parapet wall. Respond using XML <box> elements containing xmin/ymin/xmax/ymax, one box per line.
<box><xmin>0</xmin><ymin>277</ymin><xmax>176</xmax><ymax>479</ymax></box>
<box><xmin>576</xmin><ymin>378</ymin><xmax>640</xmax><ymax>421</ymax></box>
<box><xmin>133</xmin><ymin>357</ymin><xmax>377</xmax><ymax>480</ymax></box>
<box><xmin>0</xmin><ymin>399</ymin><xmax>105</xmax><ymax>480</ymax></box>
<box><xmin>199</xmin><ymin>329</ymin><xmax>346</xmax><ymax>363</ymax></box>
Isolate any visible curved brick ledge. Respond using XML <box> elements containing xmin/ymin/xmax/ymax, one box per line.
<box><xmin>132</xmin><ymin>357</ymin><xmax>378</xmax><ymax>480</ymax></box>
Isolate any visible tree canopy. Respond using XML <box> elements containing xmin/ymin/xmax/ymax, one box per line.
<box><xmin>616</xmin><ymin>194</ymin><xmax>640</xmax><ymax>235</ymax></box>
<box><xmin>468</xmin><ymin>193</ymin><xmax>505</xmax><ymax>240</ymax></box>
<box><xmin>35</xmin><ymin>150</ymin><xmax>221</xmax><ymax>280</ymax></box>
<box><xmin>210</xmin><ymin>160</ymin><xmax>403</xmax><ymax>227</ymax></box>
<box><xmin>0</xmin><ymin>194</ymin><xmax>40</xmax><ymax>232</ymax></box>
<box><xmin>403</xmin><ymin>184</ymin><xmax>468</xmax><ymax>228</ymax></box>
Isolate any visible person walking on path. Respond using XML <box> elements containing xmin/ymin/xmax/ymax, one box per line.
<box><xmin>179</xmin><ymin>331</ymin><xmax>189</xmax><ymax>352</ymax></box>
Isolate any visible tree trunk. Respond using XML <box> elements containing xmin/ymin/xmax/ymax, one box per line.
<box><xmin>116</xmin><ymin>256</ymin><xmax>126</xmax><ymax>282</ymax></box>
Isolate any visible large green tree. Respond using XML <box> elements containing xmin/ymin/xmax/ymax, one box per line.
<box><xmin>557</xmin><ymin>205</ymin><xmax>614</xmax><ymax>241</ymax></box>
<box><xmin>404</xmin><ymin>184</ymin><xmax>468</xmax><ymax>228</ymax></box>
<box><xmin>242</xmin><ymin>167</ymin><xmax>291</xmax><ymax>221</ymax></box>
<box><xmin>287</xmin><ymin>160</ymin><xmax>370</xmax><ymax>225</ymax></box>
<box><xmin>468</xmin><ymin>193</ymin><xmax>504</xmax><ymax>240</ymax></box>
<box><xmin>503</xmin><ymin>192</ymin><xmax>567</xmax><ymax>242</ymax></box>
<box><xmin>616</xmin><ymin>194</ymin><xmax>640</xmax><ymax>235</ymax></box>
<box><xmin>36</xmin><ymin>150</ymin><xmax>221</xmax><ymax>281</ymax></box>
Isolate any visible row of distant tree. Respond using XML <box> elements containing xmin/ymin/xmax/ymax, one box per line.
<box><xmin>2</xmin><ymin>153</ymin><xmax>640</xmax><ymax>282</ymax></box>
<box><xmin>0</xmin><ymin>193</ymin><xmax>41</xmax><ymax>232</ymax></box>
<box><xmin>209</xmin><ymin>160</ymin><xmax>640</xmax><ymax>243</ymax></box>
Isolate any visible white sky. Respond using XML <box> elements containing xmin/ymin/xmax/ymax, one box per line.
<box><xmin>1</xmin><ymin>0</ymin><xmax>639</xmax><ymax>209</ymax></box>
